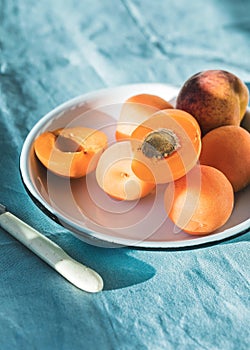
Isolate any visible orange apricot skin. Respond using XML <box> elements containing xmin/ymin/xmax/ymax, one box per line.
<box><xmin>34</xmin><ymin>127</ymin><xmax>107</xmax><ymax>178</ymax></box>
<box><xmin>165</xmin><ymin>165</ymin><xmax>234</xmax><ymax>235</ymax></box>
<box><xmin>116</xmin><ymin>94</ymin><xmax>173</xmax><ymax>141</ymax></box>
<box><xmin>131</xmin><ymin>109</ymin><xmax>201</xmax><ymax>184</ymax></box>
<box><xmin>199</xmin><ymin>125</ymin><xmax>250</xmax><ymax>192</ymax></box>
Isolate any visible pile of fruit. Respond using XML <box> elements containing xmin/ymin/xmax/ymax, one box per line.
<box><xmin>34</xmin><ymin>70</ymin><xmax>250</xmax><ymax>236</ymax></box>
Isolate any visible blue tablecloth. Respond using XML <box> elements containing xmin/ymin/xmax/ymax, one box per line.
<box><xmin>1</xmin><ymin>1</ymin><xmax>249</xmax><ymax>349</ymax></box>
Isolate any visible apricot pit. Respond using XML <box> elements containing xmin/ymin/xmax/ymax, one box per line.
<box><xmin>141</xmin><ymin>129</ymin><xmax>180</xmax><ymax>159</ymax></box>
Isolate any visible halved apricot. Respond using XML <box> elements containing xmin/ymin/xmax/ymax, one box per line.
<box><xmin>34</xmin><ymin>127</ymin><xmax>108</xmax><ymax>178</ymax></box>
<box><xmin>96</xmin><ymin>141</ymin><xmax>155</xmax><ymax>200</ymax></box>
<box><xmin>130</xmin><ymin>109</ymin><xmax>201</xmax><ymax>184</ymax></box>
<box><xmin>116</xmin><ymin>94</ymin><xmax>173</xmax><ymax>141</ymax></box>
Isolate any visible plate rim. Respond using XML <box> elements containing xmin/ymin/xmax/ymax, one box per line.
<box><xmin>19</xmin><ymin>83</ymin><xmax>250</xmax><ymax>248</ymax></box>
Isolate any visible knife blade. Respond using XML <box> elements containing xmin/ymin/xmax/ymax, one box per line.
<box><xmin>0</xmin><ymin>204</ymin><xmax>103</xmax><ymax>293</ymax></box>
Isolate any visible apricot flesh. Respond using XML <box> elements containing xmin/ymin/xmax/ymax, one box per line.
<box><xmin>199</xmin><ymin>125</ymin><xmax>250</xmax><ymax>192</ymax></box>
<box><xmin>165</xmin><ymin>165</ymin><xmax>234</xmax><ymax>235</ymax></box>
<box><xmin>96</xmin><ymin>141</ymin><xmax>155</xmax><ymax>201</ymax></box>
<box><xmin>34</xmin><ymin>127</ymin><xmax>108</xmax><ymax>178</ymax></box>
<box><xmin>176</xmin><ymin>70</ymin><xmax>249</xmax><ymax>135</ymax></box>
<box><xmin>116</xmin><ymin>93</ymin><xmax>173</xmax><ymax>140</ymax></box>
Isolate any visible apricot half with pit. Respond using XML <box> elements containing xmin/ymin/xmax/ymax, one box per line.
<box><xmin>130</xmin><ymin>109</ymin><xmax>201</xmax><ymax>184</ymax></box>
<box><xmin>34</xmin><ymin>127</ymin><xmax>108</xmax><ymax>178</ymax></box>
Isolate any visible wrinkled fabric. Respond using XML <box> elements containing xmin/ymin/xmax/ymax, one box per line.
<box><xmin>0</xmin><ymin>1</ymin><xmax>250</xmax><ymax>349</ymax></box>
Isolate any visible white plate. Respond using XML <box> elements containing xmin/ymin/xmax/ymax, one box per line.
<box><xmin>20</xmin><ymin>83</ymin><xmax>250</xmax><ymax>248</ymax></box>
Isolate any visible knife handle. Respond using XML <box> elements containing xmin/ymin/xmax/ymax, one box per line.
<box><xmin>0</xmin><ymin>211</ymin><xmax>103</xmax><ymax>292</ymax></box>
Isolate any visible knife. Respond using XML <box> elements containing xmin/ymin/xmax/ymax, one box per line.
<box><xmin>0</xmin><ymin>204</ymin><xmax>103</xmax><ymax>293</ymax></box>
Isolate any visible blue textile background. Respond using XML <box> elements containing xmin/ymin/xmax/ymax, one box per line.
<box><xmin>0</xmin><ymin>1</ymin><xmax>249</xmax><ymax>349</ymax></box>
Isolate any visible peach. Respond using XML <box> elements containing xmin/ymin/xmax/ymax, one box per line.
<box><xmin>34</xmin><ymin>127</ymin><xmax>108</xmax><ymax>178</ymax></box>
<box><xmin>199</xmin><ymin>125</ymin><xmax>250</xmax><ymax>192</ymax></box>
<box><xmin>176</xmin><ymin>70</ymin><xmax>249</xmax><ymax>135</ymax></box>
<box><xmin>96</xmin><ymin>141</ymin><xmax>155</xmax><ymax>200</ymax></box>
<box><xmin>116</xmin><ymin>93</ymin><xmax>173</xmax><ymax>140</ymax></box>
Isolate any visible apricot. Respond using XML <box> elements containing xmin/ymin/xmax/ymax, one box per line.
<box><xmin>164</xmin><ymin>165</ymin><xmax>234</xmax><ymax>235</ymax></box>
<box><xmin>199</xmin><ymin>125</ymin><xmax>250</xmax><ymax>192</ymax></box>
<box><xmin>176</xmin><ymin>70</ymin><xmax>249</xmax><ymax>135</ymax></box>
<box><xmin>96</xmin><ymin>141</ymin><xmax>155</xmax><ymax>200</ymax></box>
<box><xmin>116</xmin><ymin>93</ymin><xmax>173</xmax><ymax>140</ymax></box>
<box><xmin>34</xmin><ymin>127</ymin><xmax>108</xmax><ymax>178</ymax></box>
<box><xmin>130</xmin><ymin>109</ymin><xmax>201</xmax><ymax>184</ymax></box>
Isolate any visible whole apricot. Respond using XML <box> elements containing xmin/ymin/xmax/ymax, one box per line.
<box><xmin>164</xmin><ymin>165</ymin><xmax>234</xmax><ymax>235</ymax></box>
<box><xmin>199</xmin><ymin>125</ymin><xmax>250</xmax><ymax>192</ymax></box>
<box><xmin>176</xmin><ymin>70</ymin><xmax>249</xmax><ymax>135</ymax></box>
